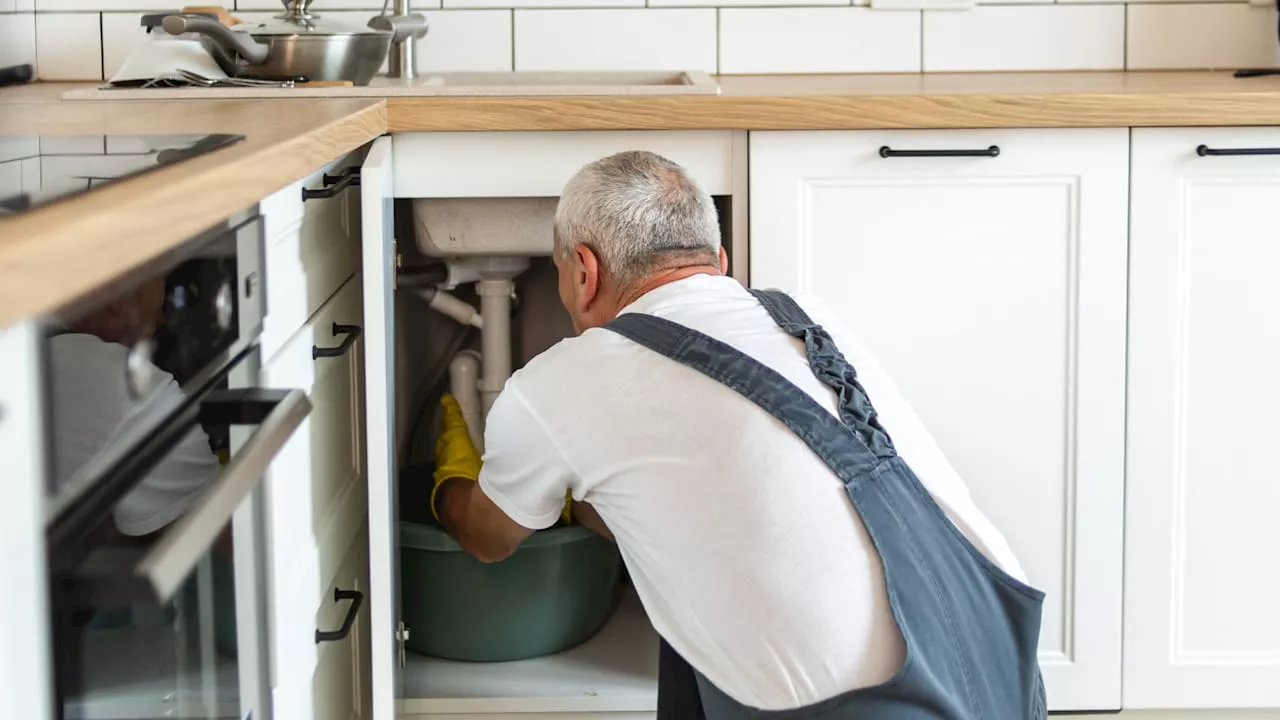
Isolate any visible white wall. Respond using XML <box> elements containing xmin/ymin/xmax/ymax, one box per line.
<box><xmin>1</xmin><ymin>0</ymin><xmax>1278</xmax><ymax>80</ymax></box>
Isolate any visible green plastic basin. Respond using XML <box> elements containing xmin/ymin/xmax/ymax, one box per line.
<box><xmin>399</xmin><ymin>520</ymin><xmax>623</xmax><ymax>662</ymax></box>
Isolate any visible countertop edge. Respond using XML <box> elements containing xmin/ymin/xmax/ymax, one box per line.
<box><xmin>0</xmin><ymin>99</ymin><xmax>387</xmax><ymax>328</ymax></box>
<box><xmin>384</xmin><ymin>90</ymin><xmax>1280</xmax><ymax>132</ymax></box>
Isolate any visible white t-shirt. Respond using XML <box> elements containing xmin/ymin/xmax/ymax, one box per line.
<box><xmin>49</xmin><ymin>333</ymin><xmax>220</xmax><ymax>536</ymax></box>
<box><xmin>478</xmin><ymin>274</ymin><xmax>1026</xmax><ymax>711</ymax></box>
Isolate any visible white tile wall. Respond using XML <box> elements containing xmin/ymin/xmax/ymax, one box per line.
<box><xmin>35</xmin><ymin>11</ymin><xmax>100</xmax><ymax>79</ymax></box>
<box><xmin>418</xmin><ymin>10</ymin><xmax>512</xmax><ymax>71</ymax></box>
<box><xmin>1128</xmin><ymin>4</ymin><xmax>1280</xmax><ymax>70</ymax></box>
<box><xmin>100</xmin><ymin>12</ymin><xmax>148</xmax><ymax>80</ymax></box>
<box><xmin>924</xmin><ymin>5</ymin><xmax>1125</xmax><ymax>72</ymax></box>
<box><xmin>0</xmin><ymin>13</ymin><xmax>36</xmax><ymax>68</ymax></box>
<box><xmin>720</xmin><ymin>8</ymin><xmax>920</xmax><ymax>74</ymax></box>
<box><xmin>2</xmin><ymin>1</ymin><xmax>1278</xmax><ymax>84</ymax></box>
<box><xmin>514</xmin><ymin>9</ymin><xmax>716</xmax><ymax>72</ymax></box>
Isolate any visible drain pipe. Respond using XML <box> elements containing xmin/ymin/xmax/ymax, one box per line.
<box><xmin>412</xmin><ymin>286</ymin><xmax>483</xmax><ymax>329</ymax></box>
<box><xmin>448</xmin><ymin>350</ymin><xmax>484</xmax><ymax>452</ymax></box>
<box><xmin>477</xmin><ymin>279</ymin><xmax>514</xmax><ymax>417</ymax></box>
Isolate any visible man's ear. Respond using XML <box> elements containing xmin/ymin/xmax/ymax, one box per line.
<box><xmin>574</xmin><ymin>244</ymin><xmax>603</xmax><ymax>314</ymax></box>
<box><xmin>719</xmin><ymin>247</ymin><xmax>729</xmax><ymax>274</ymax></box>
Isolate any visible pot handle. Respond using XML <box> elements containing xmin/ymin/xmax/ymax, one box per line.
<box><xmin>162</xmin><ymin>14</ymin><xmax>269</xmax><ymax>65</ymax></box>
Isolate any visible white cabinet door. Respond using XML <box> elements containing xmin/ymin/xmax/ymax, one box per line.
<box><xmin>262</xmin><ymin>275</ymin><xmax>369</xmax><ymax>720</ymax></box>
<box><xmin>1126</xmin><ymin>128</ymin><xmax>1280</xmax><ymax>709</ymax></box>
<box><xmin>749</xmin><ymin>128</ymin><xmax>1128</xmax><ymax>712</ymax></box>
<box><xmin>360</xmin><ymin>137</ymin><xmax>400</xmax><ymax>720</ymax></box>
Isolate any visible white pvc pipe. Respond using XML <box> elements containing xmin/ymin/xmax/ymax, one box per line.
<box><xmin>416</xmin><ymin>287</ymin><xmax>484</xmax><ymax>329</ymax></box>
<box><xmin>477</xmin><ymin>279</ymin><xmax>514</xmax><ymax>418</ymax></box>
<box><xmin>448</xmin><ymin>350</ymin><xmax>484</xmax><ymax>453</ymax></box>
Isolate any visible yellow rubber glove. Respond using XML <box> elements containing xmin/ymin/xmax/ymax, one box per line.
<box><xmin>432</xmin><ymin>394</ymin><xmax>482</xmax><ymax>523</ymax></box>
<box><xmin>431</xmin><ymin>393</ymin><xmax>575</xmax><ymax>526</ymax></box>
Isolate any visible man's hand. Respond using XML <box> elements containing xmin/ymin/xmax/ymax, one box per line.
<box><xmin>432</xmin><ymin>394</ymin><xmax>559</xmax><ymax>563</ymax></box>
<box><xmin>431</xmin><ymin>394</ymin><xmax>482</xmax><ymax>522</ymax></box>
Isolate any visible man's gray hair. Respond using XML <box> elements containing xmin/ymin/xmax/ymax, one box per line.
<box><xmin>554</xmin><ymin>151</ymin><xmax>720</xmax><ymax>286</ymax></box>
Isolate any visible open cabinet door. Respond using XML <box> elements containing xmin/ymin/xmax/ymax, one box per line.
<box><xmin>361</xmin><ymin>136</ymin><xmax>399</xmax><ymax>720</ymax></box>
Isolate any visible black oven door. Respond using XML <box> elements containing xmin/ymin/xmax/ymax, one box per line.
<box><xmin>47</xmin><ymin>383</ymin><xmax>310</xmax><ymax>720</ymax></box>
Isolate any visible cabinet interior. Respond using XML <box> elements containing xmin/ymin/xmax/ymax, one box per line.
<box><xmin>385</xmin><ymin>194</ymin><xmax>734</xmax><ymax>712</ymax></box>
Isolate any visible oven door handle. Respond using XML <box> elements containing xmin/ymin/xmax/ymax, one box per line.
<box><xmin>137</xmin><ymin>388</ymin><xmax>311</xmax><ymax>601</ymax></box>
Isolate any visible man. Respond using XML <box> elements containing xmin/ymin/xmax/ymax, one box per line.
<box><xmin>432</xmin><ymin>151</ymin><xmax>1047</xmax><ymax>719</ymax></box>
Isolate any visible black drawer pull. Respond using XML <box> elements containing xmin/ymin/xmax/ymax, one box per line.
<box><xmin>323</xmin><ymin>166</ymin><xmax>361</xmax><ymax>184</ymax></box>
<box><xmin>315</xmin><ymin>588</ymin><xmax>364</xmax><ymax>644</ymax></box>
<box><xmin>879</xmin><ymin>145</ymin><xmax>1000</xmax><ymax>159</ymax></box>
<box><xmin>302</xmin><ymin>172</ymin><xmax>361</xmax><ymax>201</ymax></box>
<box><xmin>1196</xmin><ymin>144</ymin><xmax>1280</xmax><ymax>157</ymax></box>
<box><xmin>312</xmin><ymin>323</ymin><xmax>362</xmax><ymax>359</ymax></box>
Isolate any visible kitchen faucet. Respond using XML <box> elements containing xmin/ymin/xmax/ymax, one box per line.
<box><xmin>369</xmin><ymin>0</ymin><xmax>429</xmax><ymax>80</ymax></box>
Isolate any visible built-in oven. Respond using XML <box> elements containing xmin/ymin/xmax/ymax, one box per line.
<box><xmin>40</xmin><ymin>207</ymin><xmax>304</xmax><ymax>720</ymax></box>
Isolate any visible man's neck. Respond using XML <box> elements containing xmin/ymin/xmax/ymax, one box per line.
<box><xmin>611</xmin><ymin>264</ymin><xmax>723</xmax><ymax>315</ymax></box>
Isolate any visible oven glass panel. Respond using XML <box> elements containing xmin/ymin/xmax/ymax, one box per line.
<box><xmin>50</xmin><ymin>401</ymin><xmax>245</xmax><ymax>720</ymax></box>
<box><xmin>44</xmin><ymin>231</ymin><xmax>242</xmax><ymax>509</ymax></box>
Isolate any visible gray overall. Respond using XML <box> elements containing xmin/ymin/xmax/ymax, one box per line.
<box><xmin>605</xmin><ymin>289</ymin><xmax>1048</xmax><ymax>720</ymax></box>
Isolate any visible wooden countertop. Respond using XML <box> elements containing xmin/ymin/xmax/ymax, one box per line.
<box><xmin>0</xmin><ymin>96</ymin><xmax>385</xmax><ymax>327</ymax></box>
<box><xmin>4</xmin><ymin>70</ymin><xmax>1280</xmax><ymax>326</ymax></box>
<box><xmin>385</xmin><ymin>71</ymin><xmax>1280</xmax><ymax>131</ymax></box>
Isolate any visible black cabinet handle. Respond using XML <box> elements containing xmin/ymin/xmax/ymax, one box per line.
<box><xmin>312</xmin><ymin>323</ymin><xmax>361</xmax><ymax>360</ymax></box>
<box><xmin>323</xmin><ymin>166</ymin><xmax>360</xmax><ymax>184</ymax></box>
<box><xmin>1196</xmin><ymin>144</ymin><xmax>1280</xmax><ymax>157</ymax></box>
<box><xmin>879</xmin><ymin>145</ymin><xmax>1000</xmax><ymax>159</ymax></box>
<box><xmin>302</xmin><ymin>172</ymin><xmax>361</xmax><ymax>201</ymax></box>
<box><xmin>315</xmin><ymin>588</ymin><xmax>364</xmax><ymax>644</ymax></box>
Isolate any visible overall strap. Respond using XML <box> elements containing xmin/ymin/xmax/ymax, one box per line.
<box><xmin>748</xmin><ymin>289</ymin><xmax>895</xmax><ymax>459</ymax></box>
<box><xmin>606</xmin><ymin>313</ymin><xmax>882</xmax><ymax>482</ymax></box>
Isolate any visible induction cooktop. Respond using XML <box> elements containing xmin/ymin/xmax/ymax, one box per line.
<box><xmin>0</xmin><ymin>133</ymin><xmax>244</xmax><ymax>216</ymax></box>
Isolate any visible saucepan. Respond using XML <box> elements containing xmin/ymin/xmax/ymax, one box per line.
<box><xmin>162</xmin><ymin>0</ymin><xmax>393</xmax><ymax>85</ymax></box>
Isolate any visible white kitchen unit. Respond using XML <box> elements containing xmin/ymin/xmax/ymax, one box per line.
<box><xmin>0</xmin><ymin>322</ymin><xmax>54</xmax><ymax>720</ymax></box>
<box><xmin>258</xmin><ymin>154</ymin><xmax>372</xmax><ymax>720</ymax></box>
<box><xmin>364</xmin><ymin>131</ymin><xmax>741</xmax><ymax>720</ymax></box>
<box><xmin>1125</xmin><ymin>128</ymin><xmax>1280</xmax><ymax>710</ymax></box>
<box><xmin>749</xmin><ymin>128</ymin><xmax>1129</xmax><ymax>712</ymax></box>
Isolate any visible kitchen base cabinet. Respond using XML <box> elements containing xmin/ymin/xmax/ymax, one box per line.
<box><xmin>0</xmin><ymin>322</ymin><xmax>55</xmax><ymax>720</ymax></box>
<box><xmin>261</xmin><ymin>210</ymin><xmax>369</xmax><ymax>716</ymax></box>
<box><xmin>1125</xmin><ymin>128</ymin><xmax>1280</xmax><ymax>710</ymax></box>
<box><xmin>749</xmin><ymin>128</ymin><xmax>1129</xmax><ymax>712</ymax></box>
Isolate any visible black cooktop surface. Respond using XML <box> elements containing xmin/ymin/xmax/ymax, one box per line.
<box><xmin>0</xmin><ymin>133</ymin><xmax>244</xmax><ymax>216</ymax></box>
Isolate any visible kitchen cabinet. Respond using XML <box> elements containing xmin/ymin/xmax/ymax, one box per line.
<box><xmin>0</xmin><ymin>322</ymin><xmax>55</xmax><ymax>720</ymax></box>
<box><xmin>1125</xmin><ymin>128</ymin><xmax>1280</xmax><ymax>709</ymax></box>
<box><xmin>259</xmin><ymin>165</ymin><xmax>370</xmax><ymax>720</ymax></box>
<box><xmin>359</xmin><ymin>136</ymin><xmax>400</xmax><ymax>720</ymax></box>
<box><xmin>749</xmin><ymin>128</ymin><xmax>1129</xmax><ymax>712</ymax></box>
<box><xmin>365</xmin><ymin>131</ymin><xmax>742</xmax><ymax>720</ymax></box>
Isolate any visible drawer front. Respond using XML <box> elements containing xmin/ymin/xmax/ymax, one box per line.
<box><xmin>392</xmin><ymin>131</ymin><xmax>735</xmax><ymax>197</ymax></box>
<box><xmin>262</xmin><ymin>274</ymin><xmax>364</xmax><ymax>576</ymax></box>
<box><xmin>310</xmin><ymin>527</ymin><xmax>371</xmax><ymax>720</ymax></box>
<box><xmin>261</xmin><ymin>152</ymin><xmax>364</xmax><ymax>360</ymax></box>
<box><xmin>260</xmin><ymin>153</ymin><xmax>361</xmax><ymax>242</ymax></box>
<box><xmin>272</xmin><ymin>520</ymin><xmax>370</xmax><ymax>720</ymax></box>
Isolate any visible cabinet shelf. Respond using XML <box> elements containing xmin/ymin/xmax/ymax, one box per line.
<box><xmin>398</xmin><ymin>588</ymin><xmax>658</xmax><ymax>716</ymax></box>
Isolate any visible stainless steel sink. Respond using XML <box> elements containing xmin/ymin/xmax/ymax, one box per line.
<box><xmin>368</xmin><ymin>70</ymin><xmax>721</xmax><ymax>96</ymax></box>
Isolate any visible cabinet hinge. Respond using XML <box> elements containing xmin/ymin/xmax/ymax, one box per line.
<box><xmin>396</xmin><ymin>621</ymin><xmax>410</xmax><ymax>669</ymax></box>
<box><xmin>393</xmin><ymin>240</ymin><xmax>401</xmax><ymax>290</ymax></box>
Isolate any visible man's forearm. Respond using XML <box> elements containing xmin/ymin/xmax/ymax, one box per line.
<box><xmin>435</xmin><ymin>479</ymin><xmax>534</xmax><ymax>563</ymax></box>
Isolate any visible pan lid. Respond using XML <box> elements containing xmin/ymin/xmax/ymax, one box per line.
<box><xmin>241</xmin><ymin>0</ymin><xmax>391</xmax><ymax>36</ymax></box>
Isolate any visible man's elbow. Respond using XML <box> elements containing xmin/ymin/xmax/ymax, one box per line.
<box><xmin>458</xmin><ymin>530</ymin><xmax>521</xmax><ymax>564</ymax></box>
